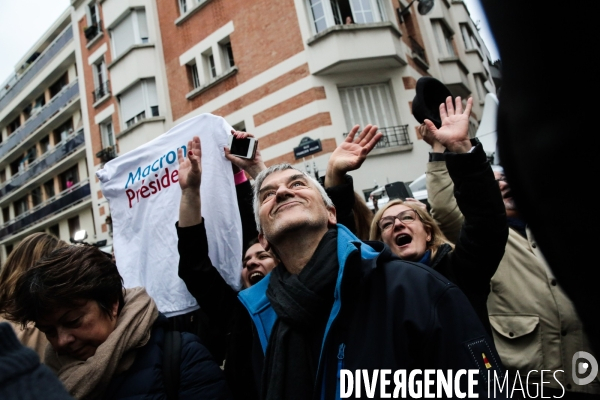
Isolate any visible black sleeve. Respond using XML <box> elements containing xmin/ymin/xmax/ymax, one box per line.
<box><xmin>444</xmin><ymin>143</ymin><xmax>508</xmax><ymax>331</ymax></box>
<box><xmin>177</xmin><ymin>222</ymin><xmax>239</xmax><ymax>363</ymax></box>
<box><xmin>320</xmin><ymin>174</ymin><xmax>357</xmax><ymax>234</ymax></box>
<box><xmin>236</xmin><ymin>180</ymin><xmax>258</xmax><ymax>249</ymax></box>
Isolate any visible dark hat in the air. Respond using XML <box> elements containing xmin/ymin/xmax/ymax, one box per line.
<box><xmin>411</xmin><ymin>77</ymin><xmax>452</xmax><ymax>129</ymax></box>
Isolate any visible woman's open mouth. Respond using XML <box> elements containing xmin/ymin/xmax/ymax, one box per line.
<box><xmin>395</xmin><ymin>234</ymin><xmax>412</xmax><ymax>247</ymax></box>
<box><xmin>249</xmin><ymin>271</ymin><xmax>265</xmax><ymax>285</ymax></box>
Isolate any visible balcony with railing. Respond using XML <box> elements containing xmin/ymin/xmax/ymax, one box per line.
<box><xmin>92</xmin><ymin>80</ymin><xmax>110</xmax><ymax>104</ymax></box>
<box><xmin>0</xmin><ymin>179</ymin><xmax>91</xmax><ymax>240</ymax></box>
<box><xmin>344</xmin><ymin>125</ymin><xmax>412</xmax><ymax>150</ymax></box>
<box><xmin>409</xmin><ymin>36</ymin><xmax>429</xmax><ymax>71</ymax></box>
<box><xmin>0</xmin><ymin>129</ymin><xmax>85</xmax><ymax>198</ymax></box>
<box><xmin>0</xmin><ymin>80</ymin><xmax>79</xmax><ymax>161</ymax></box>
<box><xmin>0</xmin><ymin>24</ymin><xmax>73</xmax><ymax>110</ymax></box>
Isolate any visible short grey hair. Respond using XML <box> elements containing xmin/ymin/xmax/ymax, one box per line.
<box><xmin>252</xmin><ymin>163</ymin><xmax>334</xmax><ymax>233</ymax></box>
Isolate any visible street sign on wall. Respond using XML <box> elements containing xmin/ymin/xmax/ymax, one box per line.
<box><xmin>293</xmin><ymin>137</ymin><xmax>322</xmax><ymax>159</ymax></box>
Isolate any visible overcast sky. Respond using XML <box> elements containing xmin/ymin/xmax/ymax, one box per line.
<box><xmin>0</xmin><ymin>0</ymin><xmax>499</xmax><ymax>85</ymax></box>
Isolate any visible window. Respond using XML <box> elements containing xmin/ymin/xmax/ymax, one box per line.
<box><xmin>10</xmin><ymin>156</ymin><xmax>24</xmax><ymax>176</ymax></box>
<box><xmin>110</xmin><ymin>9</ymin><xmax>149</xmax><ymax>58</ymax></box>
<box><xmin>15</xmin><ymin>196</ymin><xmax>29</xmax><ymax>217</ymax></box>
<box><xmin>53</xmin><ymin>119</ymin><xmax>73</xmax><ymax>144</ymax></box>
<box><xmin>48</xmin><ymin>224</ymin><xmax>60</xmax><ymax>238</ymax></box>
<box><xmin>306</xmin><ymin>0</ymin><xmax>387</xmax><ymax>34</ymax></box>
<box><xmin>187</xmin><ymin>61</ymin><xmax>200</xmax><ymax>89</ymax></box>
<box><xmin>88</xmin><ymin>2</ymin><xmax>100</xmax><ymax>26</ymax></box>
<box><xmin>43</xmin><ymin>179</ymin><xmax>56</xmax><ymax>199</ymax></box>
<box><xmin>0</xmin><ymin>169</ymin><xmax>5</xmax><ymax>184</ymax></box>
<box><xmin>179</xmin><ymin>0</ymin><xmax>188</xmax><ymax>13</ymax></box>
<box><xmin>7</xmin><ymin>116</ymin><xmax>21</xmax><ymax>134</ymax></box>
<box><xmin>68</xmin><ymin>216</ymin><xmax>81</xmax><ymax>239</ymax></box>
<box><xmin>221</xmin><ymin>40</ymin><xmax>235</xmax><ymax>69</ymax></box>
<box><xmin>31</xmin><ymin>94</ymin><xmax>45</xmax><ymax>115</ymax></box>
<box><xmin>100</xmin><ymin>120</ymin><xmax>115</xmax><ymax>148</ymax></box>
<box><xmin>39</xmin><ymin>135</ymin><xmax>50</xmax><ymax>154</ymax></box>
<box><xmin>31</xmin><ymin>187</ymin><xmax>43</xmax><ymax>207</ymax></box>
<box><xmin>49</xmin><ymin>73</ymin><xmax>69</xmax><ymax>98</ymax></box>
<box><xmin>232</xmin><ymin>121</ymin><xmax>246</xmax><ymax>132</ymax></box>
<box><xmin>208</xmin><ymin>53</ymin><xmax>217</xmax><ymax>79</ymax></box>
<box><xmin>2</xmin><ymin>207</ymin><xmax>9</xmax><ymax>224</ymax></box>
<box><xmin>93</xmin><ymin>59</ymin><xmax>108</xmax><ymax>101</ymax></box>
<box><xmin>60</xmin><ymin>165</ymin><xmax>79</xmax><ymax>191</ymax></box>
<box><xmin>460</xmin><ymin>24</ymin><xmax>480</xmax><ymax>52</ymax></box>
<box><xmin>118</xmin><ymin>79</ymin><xmax>159</xmax><ymax>128</ymax></box>
<box><xmin>339</xmin><ymin>83</ymin><xmax>400</xmax><ymax>130</ymax></box>
<box><xmin>474</xmin><ymin>74</ymin><xmax>488</xmax><ymax>102</ymax></box>
<box><xmin>432</xmin><ymin>20</ymin><xmax>455</xmax><ymax>57</ymax></box>
<box><xmin>25</xmin><ymin>146</ymin><xmax>37</xmax><ymax>165</ymax></box>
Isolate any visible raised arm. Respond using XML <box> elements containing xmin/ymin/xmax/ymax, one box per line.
<box><xmin>321</xmin><ymin>125</ymin><xmax>382</xmax><ymax>232</ymax></box>
<box><xmin>176</xmin><ymin>136</ymin><xmax>238</xmax><ymax>363</ymax></box>
<box><xmin>425</xmin><ymin>97</ymin><xmax>508</xmax><ymax>324</ymax></box>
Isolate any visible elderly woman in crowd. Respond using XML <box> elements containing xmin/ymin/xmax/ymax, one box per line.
<box><xmin>0</xmin><ymin>232</ymin><xmax>68</xmax><ymax>361</ymax></box>
<box><xmin>5</xmin><ymin>245</ymin><xmax>231</xmax><ymax>400</ymax></box>
<box><xmin>369</xmin><ymin>96</ymin><xmax>508</xmax><ymax>331</ymax></box>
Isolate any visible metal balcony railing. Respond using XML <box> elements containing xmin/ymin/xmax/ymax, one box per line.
<box><xmin>0</xmin><ymin>24</ymin><xmax>73</xmax><ymax>110</ymax></box>
<box><xmin>92</xmin><ymin>80</ymin><xmax>110</xmax><ymax>103</ymax></box>
<box><xmin>344</xmin><ymin>125</ymin><xmax>412</xmax><ymax>149</ymax></box>
<box><xmin>0</xmin><ymin>180</ymin><xmax>91</xmax><ymax>240</ymax></box>
<box><xmin>0</xmin><ymin>129</ymin><xmax>85</xmax><ymax>198</ymax></box>
<box><xmin>409</xmin><ymin>36</ymin><xmax>427</xmax><ymax>63</ymax></box>
<box><xmin>0</xmin><ymin>81</ymin><xmax>79</xmax><ymax>160</ymax></box>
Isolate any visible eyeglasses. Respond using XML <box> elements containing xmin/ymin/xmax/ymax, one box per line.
<box><xmin>378</xmin><ymin>209</ymin><xmax>420</xmax><ymax>231</ymax></box>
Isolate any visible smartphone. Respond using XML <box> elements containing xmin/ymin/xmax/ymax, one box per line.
<box><xmin>228</xmin><ymin>136</ymin><xmax>258</xmax><ymax>159</ymax></box>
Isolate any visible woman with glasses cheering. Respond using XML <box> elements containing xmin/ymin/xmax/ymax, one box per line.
<box><xmin>369</xmin><ymin>96</ymin><xmax>508</xmax><ymax>332</ymax></box>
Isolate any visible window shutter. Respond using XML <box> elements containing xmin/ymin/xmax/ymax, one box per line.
<box><xmin>120</xmin><ymin>81</ymin><xmax>145</xmax><ymax>123</ymax></box>
<box><xmin>339</xmin><ymin>83</ymin><xmax>399</xmax><ymax>131</ymax></box>
<box><xmin>112</xmin><ymin>13</ymin><xmax>135</xmax><ymax>58</ymax></box>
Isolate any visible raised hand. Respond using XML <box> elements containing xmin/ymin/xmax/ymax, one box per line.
<box><xmin>325</xmin><ymin>124</ymin><xmax>383</xmax><ymax>187</ymax></box>
<box><xmin>224</xmin><ymin>130</ymin><xmax>266</xmax><ymax>179</ymax></box>
<box><xmin>177</xmin><ymin>136</ymin><xmax>202</xmax><ymax>192</ymax></box>
<box><xmin>424</xmin><ymin>96</ymin><xmax>473</xmax><ymax>154</ymax></box>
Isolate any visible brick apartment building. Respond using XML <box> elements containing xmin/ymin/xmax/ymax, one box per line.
<box><xmin>1</xmin><ymin>0</ymin><xmax>496</xmax><ymax>256</ymax></box>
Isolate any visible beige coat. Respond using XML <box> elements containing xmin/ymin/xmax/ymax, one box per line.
<box><xmin>0</xmin><ymin>316</ymin><xmax>48</xmax><ymax>362</ymax></box>
<box><xmin>427</xmin><ymin>160</ymin><xmax>600</xmax><ymax>394</ymax></box>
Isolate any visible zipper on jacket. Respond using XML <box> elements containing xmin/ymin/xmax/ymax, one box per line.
<box><xmin>335</xmin><ymin>343</ymin><xmax>346</xmax><ymax>400</ymax></box>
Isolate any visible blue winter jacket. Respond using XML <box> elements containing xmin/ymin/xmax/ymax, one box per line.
<box><xmin>238</xmin><ymin>225</ymin><xmax>507</xmax><ymax>400</ymax></box>
<box><xmin>102</xmin><ymin>315</ymin><xmax>231</xmax><ymax>399</ymax></box>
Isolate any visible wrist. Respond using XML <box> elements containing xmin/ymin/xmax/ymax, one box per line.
<box><xmin>234</xmin><ymin>170</ymin><xmax>248</xmax><ymax>185</ymax></box>
<box><xmin>432</xmin><ymin>142</ymin><xmax>446</xmax><ymax>153</ymax></box>
<box><xmin>246</xmin><ymin>162</ymin><xmax>266</xmax><ymax>180</ymax></box>
<box><xmin>324</xmin><ymin>169</ymin><xmax>345</xmax><ymax>188</ymax></box>
<box><xmin>445</xmin><ymin>140</ymin><xmax>472</xmax><ymax>154</ymax></box>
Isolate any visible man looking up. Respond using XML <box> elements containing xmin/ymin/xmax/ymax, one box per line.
<box><xmin>238</xmin><ymin>96</ymin><xmax>507</xmax><ymax>400</ymax></box>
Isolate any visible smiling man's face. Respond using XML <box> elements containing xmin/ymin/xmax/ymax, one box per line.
<box><xmin>257</xmin><ymin>169</ymin><xmax>336</xmax><ymax>246</ymax></box>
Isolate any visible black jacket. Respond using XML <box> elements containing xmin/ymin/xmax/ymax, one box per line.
<box><xmin>239</xmin><ymin>226</ymin><xmax>508</xmax><ymax>399</ymax></box>
<box><xmin>427</xmin><ymin>144</ymin><xmax>508</xmax><ymax>333</ymax></box>
<box><xmin>103</xmin><ymin>315</ymin><xmax>231</xmax><ymax>399</ymax></box>
<box><xmin>177</xmin><ymin>179</ymin><xmax>358</xmax><ymax>400</ymax></box>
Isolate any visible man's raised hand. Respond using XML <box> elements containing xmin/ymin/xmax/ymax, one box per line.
<box><xmin>177</xmin><ymin>136</ymin><xmax>202</xmax><ymax>191</ymax></box>
<box><xmin>424</xmin><ymin>96</ymin><xmax>473</xmax><ymax>154</ymax></box>
<box><xmin>325</xmin><ymin>124</ymin><xmax>383</xmax><ymax>187</ymax></box>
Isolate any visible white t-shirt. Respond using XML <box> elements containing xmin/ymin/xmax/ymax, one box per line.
<box><xmin>97</xmin><ymin>113</ymin><xmax>242</xmax><ymax>316</ymax></box>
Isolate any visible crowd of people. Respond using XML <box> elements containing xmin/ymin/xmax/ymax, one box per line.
<box><xmin>0</xmin><ymin>74</ymin><xmax>598</xmax><ymax>400</ymax></box>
